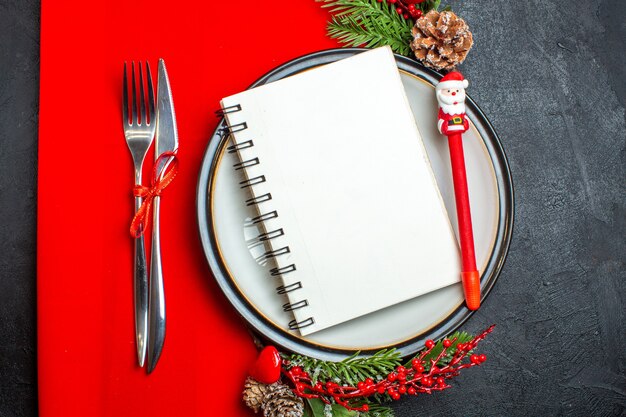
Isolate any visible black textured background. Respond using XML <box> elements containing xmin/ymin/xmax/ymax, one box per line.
<box><xmin>0</xmin><ymin>0</ymin><xmax>624</xmax><ymax>416</ymax></box>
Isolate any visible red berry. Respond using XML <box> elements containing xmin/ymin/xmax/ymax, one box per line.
<box><xmin>399</xmin><ymin>385</ymin><xmax>407</xmax><ymax>394</ymax></box>
<box><xmin>292</xmin><ymin>366</ymin><xmax>302</xmax><ymax>375</ymax></box>
<box><xmin>479</xmin><ymin>354</ymin><xmax>487</xmax><ymax>363</ymax></box>
<box><xmin>408</xmin><ymin>387</ymin><xmax>416</xmax><ymax>395</ymax></box>
<box><xmin>377</xmin><ymin>386</ymin><xmax>386</xmax><ymax>394</ymax></box>
<box><xmin>431</xmin><ymin>365</ymin><xmax>439</xmax><ymax>374</ymax></box>
<box><xmin>362</xmin><ymin>404</ymin><xmax>369</xmax><ymax>412</ymax></box>
<box><xmin>388</xmin><ymin>373</ymin><xmax>397</xmax><ymax>382</ymax></box>
<box><xmin>457</xmin><ymin>343</ymin><xmax>466</xmax><ymax>351</ymax></box>
<box><xmin>388</xmin><ymin>0</ymin><xmax>397</xmax><ymax>3</ymax></box>
<box><xmin>315</xmin><ymin>382</ymin><xmax>323</xmax><ymax>390</ymax></box>
<box><xmin>436</xmin><ymin>377</ymin><xmax>445</xmax><ymax>386</ymax></box>
<box><xmin>408</xmin><ymin>4</ymin><xmax>415</xmax><ymax>10</ymax></box>
<box><xmin>392</xmin><ymin>392</ymin><xmax>401</xmax><ymax>400</ymax></box>
<box><xmin>398</xmin><ymin>373</ymin><xmax>406</xmax><ymax>382</ymax></box>
<box><xmin>365</xmin><ymin>378</ymin><xmax>374</xmax><ymax>385</ymax></box>
<box><xmin>414</xmin><ymin>9</ymin><xmax>422</xmax><ymax>18</ymax></box>
<box><xmin>443</xmin><ymin>339</ymin><xmax>452</xmax><ymax>348</ymax></box>
<box><xmin>415</xmin><ymin>364</ymin><xmax>425</xmax><ymax>373</ymax></box>
<box><xmin>470</xmin><ymin>354</ymin><xmax>480</xmax><ymax>364</ymax></box>
<box><xmin>425</xmin><ymin>340</ymin><xmax>435</xmax><ymax>349</ymax></box>
<box><xmin>397</xmin><ymin>366</ymin><xmax>406</xmax><ymax>373</ymax></box>
<box><xmin>387</xmin><ymin>388</ymin><xmax>395</xmax><ymax>395</ymax></box>
<box><xmin>396</xmin><ymin>7</ymin><xmax>403</xmax><ymax>14</ymax></box>
<box><xmin>422</xmin><ymin>377</ymin><xmax>433</xmax><ymax>387</ymax></box>
<box><xmin>295</xmin><ymin>383</ymin><xmax>305</xmax><ymax>391</ymax></box>
<box><xmin>403</xmin><ymin>13</ymin><xmax>409</xmax><ymax>19</ymax></box>
<box><xmin>411</xmin><ymin>358</ymin><xmax>420</xmax><ymax>367</ymax></box>
<box><xmin>357</xmin><ymin>381</ymin><xmax>366</xmax><ymax>390</ymax></box>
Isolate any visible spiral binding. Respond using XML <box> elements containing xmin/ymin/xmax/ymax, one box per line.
<box><xmin>219</xmin><ymin>103</ymin><xmax>313</xmax><ymax>330</ymax></box>
<box><xmin>246</xmin><ymin>193</ymin><xmax>272</xmax><ymax>206</ymax></box>
<box><xmin>289</xmin><ymin>317</ymin><xmax>315</xmax><ymax>330</ymax></box>
<box><xmin>250</xmin><ymin>210</ymin><xmax>278</xmax><ymax>225</ymax></box>
<box><xmin>270</xmin><ymin>264</ymin><xmax>296</xmax><ymax>276</ymax></box>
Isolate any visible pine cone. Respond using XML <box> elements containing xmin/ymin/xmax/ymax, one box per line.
<box><xmin>410</xmin><ymin>10</ymin><xmax>473</xmax><ymax>71</ymax></box>
<box><xmin>243</xmin><ymin>377</ymin><xmax>270</xmax><ymax>413</ymax></box>
<box><xmin>262</xmin><ymin>382</ymin><xmax>304</xmax><ymax>417</ymax></box>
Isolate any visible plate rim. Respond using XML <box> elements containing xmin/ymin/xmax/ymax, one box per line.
<box><xmin>197</xmin><ymin>47</ymin><xmax>514</xmax><ymax>361</ymax></box>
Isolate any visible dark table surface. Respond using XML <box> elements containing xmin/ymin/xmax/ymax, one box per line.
<box><xmin>1</xmin><ymin>0</ymin><xmax>624</xmax><ymax>416</ymax></box>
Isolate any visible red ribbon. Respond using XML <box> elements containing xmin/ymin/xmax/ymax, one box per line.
<box><xmin>130</xmin><ymin>151</ymin><xmax>179</xmax><ymax>238</ymax></box>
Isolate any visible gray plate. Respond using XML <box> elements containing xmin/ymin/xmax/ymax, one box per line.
<box><xmin>197</xmin><ymin>48</ymin><xmax>514</xmax><ymax>361</ymax></box>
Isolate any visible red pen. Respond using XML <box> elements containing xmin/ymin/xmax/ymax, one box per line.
<box><xmin>436</xmin><ymin>72</ymin><xmax>480</xmax><ymax>310</ymax></box>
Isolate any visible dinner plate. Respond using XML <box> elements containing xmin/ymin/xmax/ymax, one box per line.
<box><xmin>197</xmin><ymin>48</ymin><xmax>513</xmax><ymax>361</ymax></box>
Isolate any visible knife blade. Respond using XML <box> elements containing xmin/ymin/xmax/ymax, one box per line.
<box><xmin>155</xmin><ymin>59</ymin><xmax>179</xmax><ymax>174</ymax></box>
<box><xmin>147</xmin><ymin>58</ymin><xmax>178</xmax><ymax>373</ymax></box>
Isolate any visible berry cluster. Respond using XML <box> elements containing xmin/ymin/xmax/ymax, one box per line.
<box><xmin>283</xmin><ymin>325</ymin><xmax>494</xmax><ymax>412</ymax></box>
<box><xmin>377</xmin><ymin>0</ymin><xmax>426</xmax><ymax>20</ymax></box>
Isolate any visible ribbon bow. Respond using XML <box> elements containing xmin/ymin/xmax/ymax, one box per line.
<box><xmin>130</xmin><ymin>151</ymin><xmax>179</xmax><ymax>238</ymax></box>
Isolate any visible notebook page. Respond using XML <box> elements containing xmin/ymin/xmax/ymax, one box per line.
<box><xmin>221</xmin><ymin>47</ymin><xmax>461</xmax><ymax>335</ymax></box>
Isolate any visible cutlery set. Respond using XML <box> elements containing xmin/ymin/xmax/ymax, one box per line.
<box><xmin>122</xmin><ymin>59</ymin><xmax>178</xmax><ymax>373</ymax></box>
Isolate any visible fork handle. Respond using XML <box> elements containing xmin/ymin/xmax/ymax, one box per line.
<box><xmin>147</xmin><ymin>196</ymin><xmax>166</xmax><ymax>373</ymax></box>
<box><xmin>133</xmin><ymin>196</ymin><xmax>149</xmax><ymax>368</ymax></box>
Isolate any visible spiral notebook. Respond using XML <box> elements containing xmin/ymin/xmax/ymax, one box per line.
<box><xmin>220</xmin><ymin>47</ymin><xmax>461</xmax><ymax>336</ymax></box>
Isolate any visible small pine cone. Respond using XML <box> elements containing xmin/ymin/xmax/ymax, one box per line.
<box><xmin>261</xmin><ymin>382</ymin><xmax>304</xmax><ymax>417</ymax></box>
<box><xmin>410</xmin><ymin>10</ymin><xmax>473</xmax><ymax>71</ymax></box>
<box><xmin>243</xmin><ymin>377</ymin><xmax>270</xmax><ymax>413</ymax></box>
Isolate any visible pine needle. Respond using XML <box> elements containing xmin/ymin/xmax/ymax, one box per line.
<box><xmin>286</xmin><ymin>348</ymin><xmax>402</xmax><ymax>385</ymax></box>
<box><xmin>317</xmin><ymin>0</ymin><xmax>414</xmax><ymax>55</ymax></box>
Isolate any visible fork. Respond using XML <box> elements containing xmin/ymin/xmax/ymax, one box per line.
<box><xmin>122</xmin><ymin>61</ymin><xmax>155</xmax><ymax>367</ymax></box>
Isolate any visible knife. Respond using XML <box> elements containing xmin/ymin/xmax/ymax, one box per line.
<box><xmin>147</xmin><ymin>59</ymin><xmax>179</xmax><ymax>373</ymax></box>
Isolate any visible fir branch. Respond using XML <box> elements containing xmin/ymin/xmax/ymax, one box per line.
<box><xmin>305</xmin><ymin>398</ymin><xmax>395</xmax><ymax>417</ymax></box>
<box><xmin>418</xmin><ymin>0</ymin><xmax>442</xmax><ymax>13</ymax></box>
<box><xmin>362</xmin><ymin>402</ymin><xmax>395</xmax><ymax>417</ymax></box>
<box><xmin>285</xmin><ymin>349</ymin><xmax>402</xmax><ymax>385</ymax></box>
<box><xmin>317</xmin><ymin>0</ymin><xmax>414</xmax><ymax>55</ymax></box>
<box><xmin>284</xmin><ymin>328</ymin><xmax>494</xmax><ymax>414</ymax></box>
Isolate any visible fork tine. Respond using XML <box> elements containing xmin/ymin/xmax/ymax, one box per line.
<box><xmin>122</xmin><ymin>62</ymin><xmax>129</xmax><ymax>126</ymax></box>
<box><xmin>138</xmin><ymin>61</ymin><xmax>146</xmax><ymax>126</ymax></box>
<box><xmin>131</xmin><ymin>61</ymin><xmax>138</xmax><ymax>125</ymax></box>
<box><xmin>145</xmin><ymin>61</ymin><xmax>155</xmax><ymax>125</ymax></box>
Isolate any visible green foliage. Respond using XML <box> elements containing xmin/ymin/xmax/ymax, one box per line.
<box><xmin>317</xmin><ymin>0</ymin><xmax>414</xmax><ymax>55</ymax></box>
<box><xmin>285</xmin><ymin>331</ymin><xmax>474</xmax><ymax>386</ymax></box>
<box><xmin>304</xmin><ymin>398</ymin><xmax>357</xmax><ymax>417</ymax></box>
<box><xmin>304</xmin><ymin>398</ymin><xmax>394</xmax><ymax>417</ymax></box>
<box><xmin>286</xmin><ymin>348</ymin><xmax>402</xmax><ymax>385</ymax></box>
<box><xmin>363</xmin><ymin>403</ymin><xmax>395</xmax><ymax>417</ymax></box>
<box><xmin>287</xmin><ymin>331</ymin><xmax>478</xmax><ymax>416</ymax></box>
<box><xmin>417</xmin><ymin>0</ymin><xmax>442</xmax><ymax>13</ymax></box>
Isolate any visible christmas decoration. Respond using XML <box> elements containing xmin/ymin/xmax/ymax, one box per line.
<box><xmin>410</xmin><ymin>10</ymin><xmax>473</xmax><ymax>71</ymax></box>
<box><xmin>243</xmin><ymin>326</ymin><xmax>494</xmax><ymax>417</ymax></box>
<box><xmin>318</xmin><ymin>0</ymin><xmax>415</xmax><ymax>55</ymax></box>
<box><xmin>263</xmin><ymin>382</ymin><xmax>305</xmax><ymax>417</ymax></box>
<box><xmin>250</xmin><ymin>346</ymin><xmax>282</xmax><ymax>384</ymax></box>
<box><xmin>435</xmin><ymin>71</ymin><xmax>480</xmax><ymax>310</ymax></box>
<box><xmin>243</xmin><ymin>378</ymin><xmax>305</xmax><ymax>417</ymax></box>
<box><xmin>129</xmin><ymin>150</ymin><xmax>179</xmax><ymax>238</ymax></box>
<box><xmin>317</xmin><ymin>0</ymin><xmax>472</xmax><ymax>71</ymax></box>
<box><xmin>243</xmin><ymin>377</ymin><xmax>271</xmax><ymax>413</ymax></box>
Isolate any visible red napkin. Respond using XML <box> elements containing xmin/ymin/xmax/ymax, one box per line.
<box><xmin>37</xmin><ymin>1</ymin><xmax>336</xmax><ymax>416</ymax></box>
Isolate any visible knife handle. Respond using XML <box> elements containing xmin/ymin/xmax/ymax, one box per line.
<box><xmin>133</xmin><ymin>195</ymin><xmax>149</xmax><ymax>368</ymax></box>
<box><xmin>147</xmin><ymin>196</ymin><xmax>166</xmax><ymax>373</ymax></box>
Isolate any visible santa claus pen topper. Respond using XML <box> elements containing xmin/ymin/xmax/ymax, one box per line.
<box><xmin>436</xmin><ymin>72</ymin><xmax>480</xmax><ymax>310</ymax></box>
